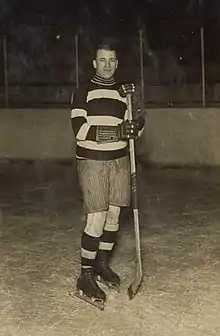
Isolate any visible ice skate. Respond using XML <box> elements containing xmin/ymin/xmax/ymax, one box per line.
<box><xmin>74</xmin><ymin>268</ymin><xmax>106</xmax><ymax>311</ymax></box>
<box><xmin>95</xmin><ymin>250</ymin><xmax>120</xmax><ymax>292</ymax></box>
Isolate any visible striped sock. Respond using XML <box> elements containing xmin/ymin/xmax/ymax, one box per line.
<box><xmin>81</xmin><ymin>232</ymin><xmax>100</xmax><ymax>268</ymax></box>
<box><xmin>99</xmin><ymin>205</ymin><xmax>120</xmax><ymax>252</ymax></box>
<box><xmin>80</xmin><ymin>211</ymin><xmax>107</xmax><ymax>268</ymax></box>
<box><xmin>99</xmin><ymin>229</ymin><xmax>118</xmax><ymax>251</ymax></box>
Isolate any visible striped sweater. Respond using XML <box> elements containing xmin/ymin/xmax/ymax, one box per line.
<box><xmin>71</xmin><ymin>75</ymin><xmax>129</xmax><ymax>161</ymax></box>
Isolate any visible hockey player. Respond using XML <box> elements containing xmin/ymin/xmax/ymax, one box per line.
<box><xmin>70</xmin><ymin>40</ymin><xmax>145</xmax><ymax>310</ymax></box>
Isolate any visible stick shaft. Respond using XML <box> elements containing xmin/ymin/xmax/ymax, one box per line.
<box><xmin>126</xmin><ymin>93</ymin><xmax>138</xmax><ymax>203</ymax></box>
<box><xmin>126</xmin><ymin>93</ymin><xmax>142</xmax><ymax>277</ymax></box>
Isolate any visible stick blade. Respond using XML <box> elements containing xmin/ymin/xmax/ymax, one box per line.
<box><xmin>127</xmin><ymin>275</ymin><xmax>142</xmax><ymax>300</ymax></box>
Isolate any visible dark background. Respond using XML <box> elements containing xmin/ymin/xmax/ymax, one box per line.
<box><xmin>0</xmin><ymin>0</ymin><xmax>219</xmax><ymax>106</ymax></box>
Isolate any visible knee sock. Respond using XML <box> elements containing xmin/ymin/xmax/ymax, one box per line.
<box><xmin>99</xmin><ymin>205</ymin><xmax>121</xmax><ymax>252</ymax></box>
<box><xmin>81</xmin><ymin>211</ymin><xmax>107</xmax><ymax>269</ymax></box>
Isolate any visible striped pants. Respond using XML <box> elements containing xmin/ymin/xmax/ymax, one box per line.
<box><xmin>77</xmin><ymin>155</ymin><xmax>130</xmax><ymax>213</ymax></box>
<box><xmin>77</xmin><ymin>156</ymin><xmax>130</xmax><ymax>268</ymax></box>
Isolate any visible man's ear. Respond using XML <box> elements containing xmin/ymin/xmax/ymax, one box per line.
<box><xmin>93</xmin><ymin>60</ymin><xmax>97</xmax><ymax>69</ymax></box>
<box><xmin>116</xmin><ymin>60</ymin><xmax>118</xmax><ymax>68</ymax></box>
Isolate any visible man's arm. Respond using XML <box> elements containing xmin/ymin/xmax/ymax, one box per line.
<box><xmin>71</xmin><ymin>94</ymin><xmax>118</xmax><ymax>142</ymax></box>
<box><xmin>71</xmin><ymin>86</ymin><xmax>142</xmax><ymax>143</ymax></box>
<box><xmin>71</xmin><ymin>88</ymin><xmax>96</xmax><ymax>141</ymax></box>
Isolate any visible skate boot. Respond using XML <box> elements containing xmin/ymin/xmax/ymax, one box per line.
<box><xmin>75</xmin><ymin>267</ymin><xmax>106</xmax><ymax>310</ymax></box>
<box><xmin>95</xmin><ymin>250</ymin><xmax>120</xmax><ymax>291</ymax></box>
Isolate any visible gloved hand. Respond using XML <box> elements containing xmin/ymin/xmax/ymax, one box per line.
<box><xmin>118</xmin><ymin>114</ymin><xmax>145</xmax><ymax>140</ymax></box>
<box><xmin>117</xmin><ymin>120</ymin><xmax>139</xmax><ymax>140</ymax></box>
<box><xmin>94</xmin><ymin>112</ymin><xmax>145</xmax><ymax>143</ymax></box>
<box><xmin>118</xmin><ymin>83</ymin><xmax>135</xmax><ymax>97</ymax></box>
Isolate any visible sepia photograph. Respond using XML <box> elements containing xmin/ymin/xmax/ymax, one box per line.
<box><xmin>0</xmin><ymin>0</ymin><xmax>220</xmax><ymax>335</ymax></box>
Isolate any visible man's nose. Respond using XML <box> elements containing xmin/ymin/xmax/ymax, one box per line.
<box><xmin>105</xmin><ymin>61</ymin><xmax>111</xmax><ymax>68</ymax></box>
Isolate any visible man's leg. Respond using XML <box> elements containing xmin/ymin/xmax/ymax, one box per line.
<box><xmin>81</xmin><ymin>212</ymin><xmax>107</xmax><ymax>269</ymax></box>
<box><xmin>99</xmin><ymin>205</ymin><xmax>120</xmax><ymax>252</ymax></box>
<box><xmin>95</xmin><ymin>205</ymin><xmax>121</xmax><ymax>289</ymax></box>
<box><xmin>95</xmin><ymin>156</ymin><xmax>130</xmax><ymax>289</ymax></box>
<box><xmin>76</xmin><ymin>159</ymin><xmax>109</xmax><ymax>305</ymax></box>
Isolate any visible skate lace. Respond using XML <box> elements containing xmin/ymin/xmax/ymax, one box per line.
<box><xmin>87</xmin><ymin>269</ymin><xmax>95</xmax><ymax>280</ymax></box>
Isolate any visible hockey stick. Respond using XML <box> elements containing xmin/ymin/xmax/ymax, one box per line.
<box><xmin>126</xmin><ymin>93</ymin><xmax>143</xmax><ymax>300</ymax></box>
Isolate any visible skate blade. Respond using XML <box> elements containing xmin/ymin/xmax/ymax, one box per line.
<box><xmin>96</xmin><ymin>275</ymin><xmax>120</xmax><ymax>293</ymax></box>
<box><xmin>70</xmin><ymin>290</ymin><xmax>105</xmax><ymax>311</ymax></box>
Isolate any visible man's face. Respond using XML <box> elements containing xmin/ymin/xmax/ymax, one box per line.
<box><xmin>93</xmin><ymin>49</ymin><xmax>118</xmax><ymax>79</ymax></box>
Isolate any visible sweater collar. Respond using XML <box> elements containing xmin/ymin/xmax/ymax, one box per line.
<box><xmin>91</xmin><ymin>74</ymin><xmax>115</xmax><ymax>86</ymax></box>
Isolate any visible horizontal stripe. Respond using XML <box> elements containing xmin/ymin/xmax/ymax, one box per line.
<box><xmin>77</xmin><ymin>140</ymin><xmax>127</xmax><ymax>151</ymax></box>
<box><xmin>81</xmin><ymin>232</ymin><xmax>100</xmax><ymax>252</ymax></box>
<box><xmin>81</xmin><ymin>257</ymin><xmax>95</xmax><ymax>267</ymax></box>
<box><xmin>71</xmin><ymin>116</ymin><xmax>86</xmax><ymax>137</ymax></box>
<box><xmin>82</xmin><ymin>265</ymin><xmax>93</xmax><ymax>269</ymax></box>
<box><xmin>71</xmin><ymin>108</ymin><xmax>87</xmax><ymax>118</ymax></box>
<box><xmin>81</xmin><ymin>247</ymin><xmax>97</xmax><ymax>260</ymax></box>
<box><xmin>91</xmin><ymin>80</ymin><xmax>115</xmax><ymax>86</ymax></box>
<box><xmin>87</xmin><ymin>98</ymin><xmax>126</xmax><ymax>118</ymax></box>
<box><xmin>101</xmin><ymin>230</ymin><xmax>118</xmax><ymax>243</ymax></box>
<box><xmin>87</xmin><ymin>115</ymin><xmax>123</xmax><ymax>126</ymax></box>
<box><xmin>87</xmin><ymin>89</ymin><xmax>126</xmax><ymax>104</ymax></box>
<box><xmin>76</xmin><ymin>146</ymin><xmax>128</xmax><ymax>161</ymax></box>
<box><xmin>91</xmin><ymin>75</ymin><xmax>115</xmax><ymax>86</ymax></box>
<box><xmin>76</xmin><ymin>124</ymin><xmax>91</xmax><ymax>141</ymax></box>
<box><xmin>99</xmin><ymin>242</ymin><xmax>114</xmax><ymax>251</ymax></box>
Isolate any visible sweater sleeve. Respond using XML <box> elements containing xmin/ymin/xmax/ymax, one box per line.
<box><xmin>70</xmin><ymin>87</ymin><xmax>96</xmax><ymax>141</ymax></box>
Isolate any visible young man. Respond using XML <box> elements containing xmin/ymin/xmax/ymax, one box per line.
<box><xmin>70</xmin><ymin>41</ymin><xmax>144</xmax><ymax>309</ymax></box>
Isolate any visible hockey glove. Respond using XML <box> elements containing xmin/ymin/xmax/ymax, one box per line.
<box><xmin>95</xmin><ymin>116</ymin><xmax>145</xmax><ymax>143</ymax></box>
<box><xmin>118</xmin><ymin>83</ymin><xmax>135</xmax><ymax>97</ymax></box>
<box><xmin>118</xmin><ymin>116</ymin><xmax>145</xmax><ymax>140</ymax></box>
<box><xmin>117</xmin><ymin>120</ymin><xmax>139</xmax><ymax>140</ymax></box>
<box><xmin>95</xmin><ymin>121</ymin><xmax>137</xmax><ymax>143</ymax></box>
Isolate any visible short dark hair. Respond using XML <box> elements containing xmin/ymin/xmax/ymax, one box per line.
<box><xmin>95</xmin><ymin>37</ymin><xmax>117</xmax><ymax>54</ymax></box>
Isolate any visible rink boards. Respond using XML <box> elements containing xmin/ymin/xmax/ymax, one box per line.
<box><xmin>0</xmin><ymin>108</ymin><xmax>219</xmax><ymax>167</ymax></box>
